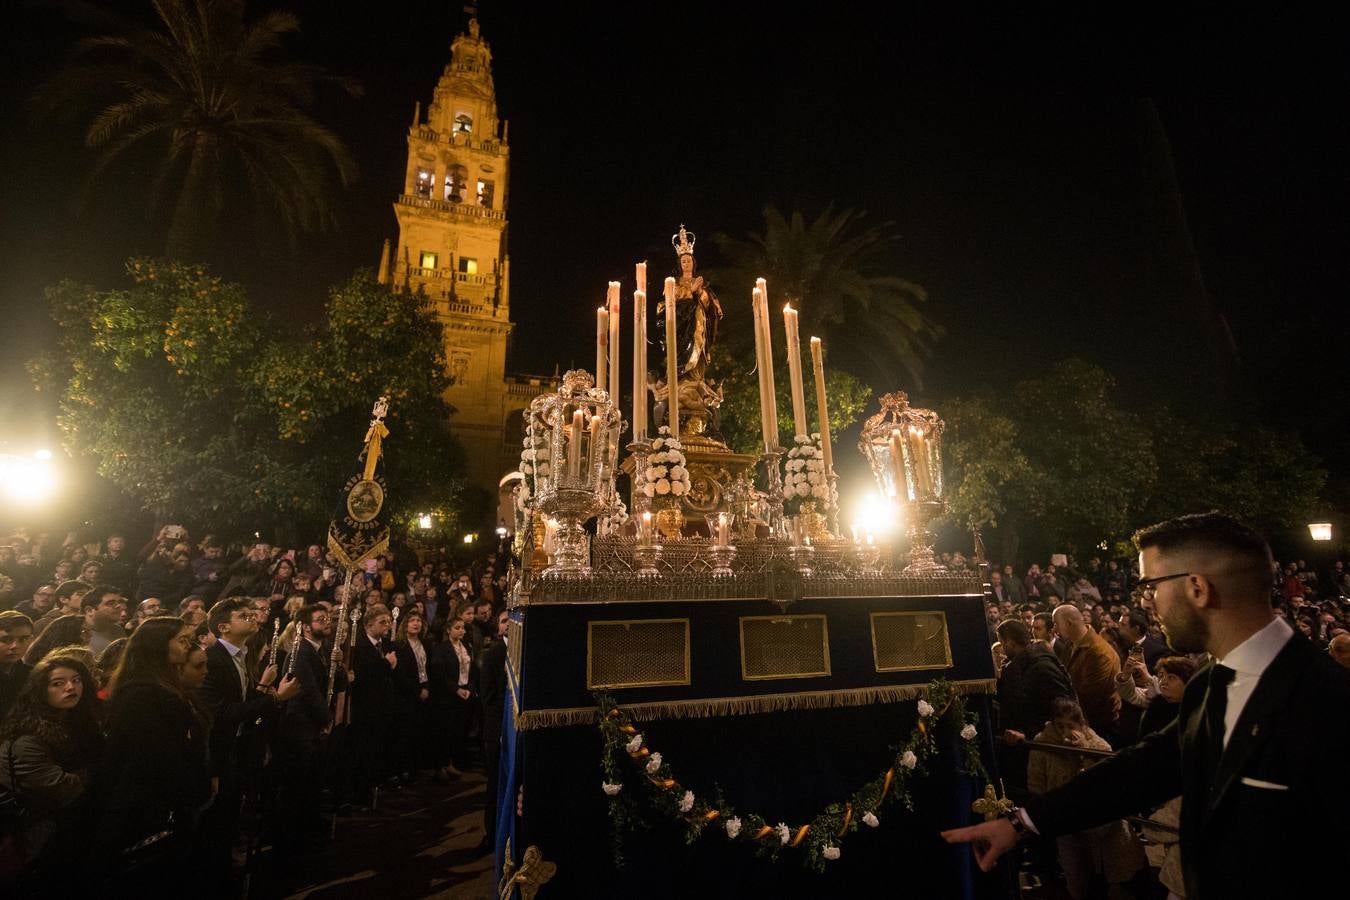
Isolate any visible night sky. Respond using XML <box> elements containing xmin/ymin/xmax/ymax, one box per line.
<box><xmin>3</xmin><ymin>3</ymin><xmax>1348</xmax><ymax>495</ymax></box>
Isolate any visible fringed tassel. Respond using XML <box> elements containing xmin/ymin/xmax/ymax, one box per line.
<box><xmin>513</xmin><ymin>678</ymin><xmax>995</xmax><ymax>732</ymax></box>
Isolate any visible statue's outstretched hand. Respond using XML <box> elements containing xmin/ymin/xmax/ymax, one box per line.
<box><xmin>940</xmin><ymin>818</ymin><xmax>1019</xmax><ymax>872</ymax></box>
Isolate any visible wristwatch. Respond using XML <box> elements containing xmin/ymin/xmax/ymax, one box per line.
<box><xmin>1003</xmin><ymin>806</ymin><xmax>1029</xmax><ymax>837</ymax></box>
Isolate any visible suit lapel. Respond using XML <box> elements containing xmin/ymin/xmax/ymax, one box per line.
<box><xmin>1206</xmin><ymin>637</ymin><xmax>1304</xmax><ymax>818</ymax></box>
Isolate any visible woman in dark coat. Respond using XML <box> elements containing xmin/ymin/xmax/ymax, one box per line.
<box><xmin>92</xmin><ymin>616</ymin><xmax>209</xmax><ymax>887</ymax></box>
<box><xmin>392</xmin><ymin>611</ymin><xmax>433</xmax><ymax>782</ymax></box>
<box><xmin>431</xmin><ymin>617</ymin><xmax>478</xmax><ymax>775</ymax></box>
<box><xmin>0</xmin><ymin>652</ymin><xmax>103</xmax><ymax>894</ymax></box>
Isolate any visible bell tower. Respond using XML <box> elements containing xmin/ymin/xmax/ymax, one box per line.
<box><xmin>385</xmin><ymin>16</ymin><xmax>520</xmax><ymax>495</ymax></box>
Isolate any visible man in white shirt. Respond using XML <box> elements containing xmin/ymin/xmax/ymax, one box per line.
<box><xmin>943</xmin><ymin>512</ymin><xmax>1350</xmax><ymax>899</ymax></box>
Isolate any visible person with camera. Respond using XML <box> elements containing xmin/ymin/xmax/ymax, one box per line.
<box><xmin>943</xmin><ymin>513</ymin><xmax>1350</xmax><ymax>900</ymax></box>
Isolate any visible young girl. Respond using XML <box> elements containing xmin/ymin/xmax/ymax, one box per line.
<box><xmin>1028</xmin><ymin>697</ymin><xmax>1146</xmax><ymax>899</ymax></box>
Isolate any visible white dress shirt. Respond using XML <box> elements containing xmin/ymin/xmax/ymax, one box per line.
<box><xmin>1213</xmin><ymin>615</ymin><xmax>1293</xmax><ymax>748</ymax></box>
<box><xmin>217</xmin><ymin>637</ymin><xmax>248</xmax><ymax>696</ymax></box>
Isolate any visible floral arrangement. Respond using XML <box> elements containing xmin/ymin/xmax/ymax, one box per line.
<box><xmin>642</xmin><ymin>426</ymin><xmax>690</xmax><ymax>501</ymax></box>
<box><xmin>518</xmin><ymin>417</ymin><xmax>552</xmax><ymax>483</ymax></box>
<box><xmin>596</xmin><ymin>679</ymin><xmax>988</xmax><ymax>872</ymax></box>
<box><xmin>781</xmin><ymin>433</ymin><xmax>829</xmax><ymax>515</ymax></box>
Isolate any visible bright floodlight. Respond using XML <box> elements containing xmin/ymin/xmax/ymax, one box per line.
<box><xmin>463</xmin><ymin>532</ymin><xmax>478</xmax><ymax>544</ymax></box>
<box><xmin>34</xmin><ymin>449</ymin><xmax>53</xmax><ymax>461</ymax></box>
<box><xmin>0</xmin><ymin>455</ymin><xmax>56</xmax><ymax>505</ymax></box>
<box><xmin>495</xmin><ymin>526</ymin><xmax>509</xmax><ymax>538</ymax></box>
<box><xmin>418</xmin><ymin>513</ymin><xmax>433</xmax><ymax>530</ymax></box>
<box><xmin>852</xmin><ymin>491</ymin><xmax>899</xmax><ymax>541</ymax></box>
<box><xmin>1309</xmin><ymin>522</ymin><xmax>1333</xmax><ymax>542</ymax></box>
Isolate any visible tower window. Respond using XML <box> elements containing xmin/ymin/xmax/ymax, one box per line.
<box><xmin>420</xmin><ymin>251</ymin><xmax>438</xmax><ymax>270</ymax></box>
<box><xmin>445</xmin><ymin>166</ymin><xmax>468</xmax><ymax>203</ymax></box>
<box><xmin>454</xmin><ymin>112</ymin><xmax>473</xmax><ymax>134</ymax></box>
<box><xmin>477</xmin><ymin>179</ymin><xmax>495</xmax><ymax>209</ymax></box>
<box><xmin>459</xmin><ymin>257</ymin><xmax>478</xmax><ymax>276</ymax></box>
<box><xmin>415</xmin><ymin>168</ymin><xmax>434</xmax><ymax>198</ymax></box>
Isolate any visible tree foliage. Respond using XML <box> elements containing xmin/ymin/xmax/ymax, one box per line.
<box><xmin>710</xmin><ymin>205</ymin><xmax>942</xmax><ymax>387</ymax></box>
<box><xmin>39</xmin><ymin>0</ymin><xmax>360</xmax><ymax>259</ymax></box>
<box><xmin>942</xmin><ymin>359</ymin><xmax>1325</xmax><ymax>560</ymax></box>
<box><xmin>712</xmin><ymin>356</ymin><xmax>873</xmax><ymax>457</ymax></box>
<box><xmin>32</xmin><ymin>260</ymin><xmax>481</xmax><ymax>539</ymax></box>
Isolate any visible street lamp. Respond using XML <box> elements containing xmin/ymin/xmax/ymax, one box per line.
<box><xmin>1308</xmin><ymin>522</ymin><xmax>1333</xmax><ymax>542</ymax></box>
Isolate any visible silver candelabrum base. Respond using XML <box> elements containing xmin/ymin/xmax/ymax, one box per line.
<box><xmin>709</xmin><ymin>543</ymin><xmax>737</xmax><ymax>578</ymax></box>
<box><xmin>903</xmin><ymin>499</ymin><xmax>947</xmax><ymax>575</ymax></box>
<box><xmin>788</xmin><ymin>543</ymin><xmax>815</xmax><ymax>578</ymax></box>
<box><xmin>633</xmin><ymin>542</ymin><xmax>663</xmax><ymax>578</ymax></box>
<box><xmin>537</xmin><ymin>487</ymin><xmax>604</xmax><ymax>578</ymax></box>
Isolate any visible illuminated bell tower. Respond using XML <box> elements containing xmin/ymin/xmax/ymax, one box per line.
<box><xmin>386</xmin><ymin>16</ymin><xmax>514</xmax><ymax>490</ymax></box>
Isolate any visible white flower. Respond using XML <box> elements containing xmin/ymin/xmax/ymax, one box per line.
<box><xmin>602</xmin><ymin>782</ymin><xmax>623</xmax><ymax>796</ymax></box>
<box><xmin>776</xmin><ymin>823</ymin><xmax>791</xmax><ymax>846</ymax></box>
<box><xmin>670</xmin><ymin>465</ymin><xmax>687</xmax><ymax>479</ymax></box>
<box><xmin>652</xmin><ymin>438</ymin><xmax>664</xmax><ymax>449</ymax></box>
<box><xmin>961</xmin><ymin>724</ymin><xmax>978</xmax><ymax>741</ymax></box>
<box><xmin>862</xmin><ymin>812</ymin><xmax>879</xmax><ymax>828</ymax></box>
<box><xmin>645</xmin><ymin>752</ymin><xmax>662</xmax><ymax>773</ymax></box>
<box><xmin>725</xmin><ymin>816</ymin><xmax>742</xmax><ymax>839</ymax></box>
<box><xmin>811</xmin><ymin>432</ymin><xmax>820</xmax><ymax>441</ymax></box>
<box><xmin>917</xmin><ymin>700</ymin><xmax>934</xmax><ymax>717</ymax></box>
<box><xmin>822</xmin><ymin>846</ymin><xmax>840</xmax><ymax>861</ymax></box>
<box><xmin>643</xmin><ymin>484</ymin><xmax>656</xmax><ymax>498</ymax></box>
<box><xmin>679</xmin><ymin>790</ymin><xmax>695</xmax><ymax>813</ymax></box>
<box><xmin>812</xmin><ymin>485</ymin><xmax>828</xmax><ymax>499</ymax></box>
<box><xmin>656</xmin><ymin>480</ymin><xmax>671</xmax><ymax>495</ymax></box>
<box><xmin>625</xmin><ymin>734</ymin><xmax>643</xmax><ymax>753</ymax></box>
<box><xmin>782</xmin><ymin>485</ymin><xmax>796</xmax><ymax>500</ymax></box>
<box><xmin>658</xmin><ymin>426</ymin><xmax>670</xmax><ymax>435</ymax></box>
<box><xmin>900</xmin><ymin>750</ymin><xmax>918</xmax><ymax>770</ymax></box>
<box><xmin>647</xmin><ymin>465</ymin><xmax>668</xmax><ymax>480</ymax></box>
<box><xmin>670</xmin><ymin>481</ymin><xmax>686</xmax><ymax>496</ymax></box>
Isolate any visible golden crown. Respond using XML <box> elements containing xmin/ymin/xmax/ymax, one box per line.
<box><xmin>671</xmin><ymin>224</ymin><xmax>696</xmax><ymax>257</ymax></box>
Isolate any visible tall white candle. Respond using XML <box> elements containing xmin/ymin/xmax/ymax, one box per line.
<box><xmin>809</xmin><ymin>337</ymin><xmax>834</xmax><ymax>478</ymax></box>
<box><xmin>664</xmin><ymin>277</ymin><xmax>679</xmax><ymax>437</ymax></box>
<box><xmin>632</xmin><ymin>289</ymin><xmax>647</xmax><ymax>441</ymax></box>
<box><xmin>607</xmin><ymin>282</ymin><xmax>621</xmax><ymax>406</ymax></box>
<box><xmin>595</xmin><ymin>306</ymin><xmax>609</xmax><ymax>395</ymax></box>
<box><xmin>717</xmin><ymin>512</ymin><xmax>730</xmax><ymax>547</ymax></box>
<box><xmin>783</xmin><ymin>304</ymin><xmax>808</xmax><ymax>438</ymax></box>
<box><xmin>754</xmin><ymin>282</ymin><xmax>779</xmax><ymax>451</ymax></box>
<box><xmin>636</xmin><ymin>261</ymin><xmax>647</xmax><ymax>296</ymax></box>
<box><xmin>587</xmin><ymin>414</ymin><xmax>603</xmax><ymax>476</ymax></box>
<box><xmin>907</xmin><ymin>425</ymin><xmax>933</xmax><ymax>496</ymax></box>
<box><xmin>568</xmin><ymin>409</ymin><xmax>584</xmax><ymax>479</ymax></box>
<box><xmin>751</xmin><ymin>288</ymin><xmax>770</xmax><ymax>452</ymax></box>
<box><xmin>639</xmin><ymin>511</ymin><xmax>653</xmax><ymax>547</ymax></box>
<box><xmin>889</xmin><ymin>428</ymin><xmax>906</xmax><ymax>499</ymax></box>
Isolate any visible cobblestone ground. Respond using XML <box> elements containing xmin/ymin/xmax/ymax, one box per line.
<box><xmin>247</xmin><ymin>771</ymin><xmax>497</xmax><ymax>899</ymax></box>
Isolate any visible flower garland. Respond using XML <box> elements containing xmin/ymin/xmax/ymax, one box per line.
<box><xmin>519</xmin><ymin>417</ymin><xmax>552</xmax><ymax>481</ymax></box>
<box><xmin>642</xmin><ymin>426</ymin><xmax>690</xmax><ymax>500</ymax></box>
<box><xmin>781</xmin><ymin>433</ymin><xmax>829</xmax><ymax>516</ymax></box>
<box><xmin>596</xmin><ymin>679</ymin><xmax>987</xmax><ymax>872</ymax></box>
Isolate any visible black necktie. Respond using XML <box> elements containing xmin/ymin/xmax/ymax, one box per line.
<box><xmin>1203</xmin><ymin>663</ymin><xmax>1236</xmax><ymax>781</ymax></box>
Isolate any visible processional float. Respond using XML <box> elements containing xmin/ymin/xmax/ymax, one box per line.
<box><xmin>498</xmin><ymin>226</ymin><xmax>1000</xmax><ymax>900</ymax></box>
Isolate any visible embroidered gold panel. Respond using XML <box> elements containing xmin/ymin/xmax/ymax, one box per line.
<box><xmin>870</xmin><ymin>611</ymin><xmax>953</xmax><ymax>672</ymax></box>
<box><xmin>739</xmin><ymin>614</ymin><xmax>831</xmax><ymax>681</ymax></box>
<box><xmin>586</xmin><ymin>618</ymin><xmax>691</xmax><ymax>690</ymax></box>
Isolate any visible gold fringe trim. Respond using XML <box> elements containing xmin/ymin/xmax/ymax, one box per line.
<box><xmin>512</xmin><ymin>678</ymin><xmax>995</xmax><ymax>732</ymax></box>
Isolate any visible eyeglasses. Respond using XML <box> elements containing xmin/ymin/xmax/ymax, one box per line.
<box><xmin>1136</xmin><ymin>572</ymin><xmax>1191</xmax><ymax>600</ymax></box>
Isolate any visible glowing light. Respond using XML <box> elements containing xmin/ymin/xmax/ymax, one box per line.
<box><xmin>418</xmin><ymin>513</ymin><xmax>433</xmax><ymax>530</ymax></box>
<box><xmin>463</xmin><ymin>532</ymin><xmax>479</xmax><ymax>544</ymax></box>
<box><xmin>34</xmin><ymin>449</ymin><xmax>52</xmax><ymax>461</ymax></box>
<box><xmin>1309</xmin><ymin>522</ymin><xmax>1333</xmax><ymax>542</ymax></box>
<box><xmin>0</xmin><ymin>455</ymin><xmax>56</xmax><ymax>505</ymax></box>
<box><xmin>852</xmin><ymin>491</ymin><xmax>899</xmax><ymax>540</ymax></box>
<box><xmin>495</xmin><ymin>526</ymin><xmax>509</xmax><ymax>539</ymax></box>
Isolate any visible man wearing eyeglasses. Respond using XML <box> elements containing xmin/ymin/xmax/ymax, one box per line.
<box><xmin>944</xmin><ymin>512</ymin><xmax>1350</xmax><ymax>899</ymax></box>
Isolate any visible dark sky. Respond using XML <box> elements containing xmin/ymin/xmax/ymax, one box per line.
<box><xmin>3</xmin><ymin>2</ymin><xmax>1348</xmax><ymax>487</ymax></box>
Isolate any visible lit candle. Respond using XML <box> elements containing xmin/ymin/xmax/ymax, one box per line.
<box><xmin>782</xmin><ymin>304</ymin><xmax>808</xmax><ymax>438</ymax></box>
<box><xmin>632</xmin><ymin>289</ymin><xmax>647</xmax><ymax>441</ymax></box>
<box><xmin>640</xmin><ymin>511</ymin><xmax>653</xmax><ymax>547</ymax></box>
<box><xmin>809</xmin><ymin>336</ymin><xmax>834</xmax><ymax>480</ymax></box>
<box><xmin>544</xmin><ymin>517</ymin><xmax>558</xmax><ymax>557</ymax></box>
<box><xmin>595</xmin><ymin>305</ymin><xmax>609</xmax><ymax>395</ymax></box>
<box><xmin>568</xmin><ymin>409</ymin><xmax>585</xmax><ymax>479</ymax></box>
<box><xmin>889</xmin><ymin>428</ymin><xmax>907</xmax><ymax>500</ymax></box>
<box><xmin>607</xmin><ymin>282</ymin><xmax>621</xmax><ymax>406</ymax></box>
<box><xmin>907</xmin><ymin>425</ymin><xmax>933</xmax><ymax>497</ymax></box>
<box><xmin>717</xmin><ymin>512</ymin><xmax>730</xmax><ymax>547</ymax></box>
<box><xmin>751</xmin><ymin>289</ymin><xmax>769</xmax><ymax>450</ymax></box>
<box><xmin>664</xmin><ymin>277</ymin><xmax>679</xmax><ymax>437</ymax></box>
<box><xmin>753</xmin><ymin>282</ymin><xmax>779</xmax><ymax>451</ymax></box>
<box><xmin>636</xmin><ymin>261</ymin><xmax>647</xmax><ymax>296</ymax></box>
<box><xmin>588</xmin><ymin>414</ymin><xmax>603</xmax><ymax>476</ymax></box>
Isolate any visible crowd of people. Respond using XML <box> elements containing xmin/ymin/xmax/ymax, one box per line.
<box><xmin>0</xmin><ymin>526</ymin><xmax>511</xmax><ymax>896</ymax></box>
<box><xmin>974</xmin><ymin>545</ymin><xmax>1350</xmax><ymax>899</ymax></box>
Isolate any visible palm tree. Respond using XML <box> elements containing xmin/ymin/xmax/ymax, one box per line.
<box><xmin>711</xmin><ymin>205</ymin><xmax>942</xmax><ymax>387</ymax></box>
<box><xmin>41</xmin><ymin>0</ymin><xmax>360</xmax><ymax>260</ymax></box>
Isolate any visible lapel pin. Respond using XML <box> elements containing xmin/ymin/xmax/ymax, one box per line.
<box><xmin>1251</xmin><ymin>724</ymin><xmax>1260</xmax><ymax>737</ymax></box>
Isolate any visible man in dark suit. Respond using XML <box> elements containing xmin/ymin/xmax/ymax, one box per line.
<box><xmin>277</xmin><ymin>604</ymin><xmax>340</xmax><ymax>853</ymax></box>
<box><xmin>943</xmin><ymin>512</ymin><xmax>1350</xmax><ymax>899</ymax></box>
<box><xmin>1117</xmin><ymin>606</ymin><xmax>1169</xmax><ymax>672</ymax></box>
<box><xmin>198</xmin><ymin>597</ymin><xmax>299</xmax><ymax>886</ymax></box>
<box><xmin>350</xmin><ymin>603</ymin><xmax>397</xmax><ymax>807</ymax></box>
